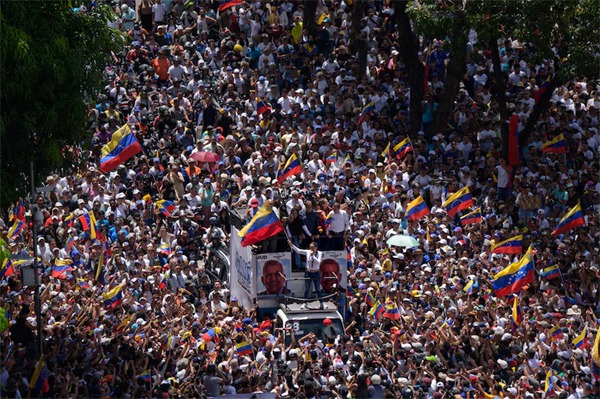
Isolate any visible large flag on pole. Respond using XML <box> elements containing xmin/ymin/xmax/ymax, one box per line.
<box><xmin>100</xmin><ymin>124</ymin><xmax>143</xmax><ymax>173</ymax></box>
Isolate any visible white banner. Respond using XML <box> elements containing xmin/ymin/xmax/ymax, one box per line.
<box><xmin>230</xmin><ymin>227</ymin><xmax>255</xmax><ymax>310</ymax></box>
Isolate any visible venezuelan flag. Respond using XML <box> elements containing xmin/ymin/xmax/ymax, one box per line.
<box><xmin>365</xmin><ymin>290</ymin><xmax>376</xmax><ymax>307</ymax></box>
<box><xmin>491</xmin><ymin>235</ymin><xmax>523</xmax><ymax>255</ymax></box>
<box><xmin>219</xmin><ymin>0</ymin><xmax>242</xmax><ymax>11</ymax></box>
<box><xmin>52</xmin><ymin>259</ymin><xmax>74</xmax><ymax>279</ymax></box>
<box><xmin>64</xmin><ymin>213</ymin><xmax>75</xmax><ymax>227</ymax></box>
<box><xmin>138</xmin><ymin>370</ymin><xmax>151</xmax><ymax>383</ymax></box>
<box><xmin>325</xmin><ymin>150</ymin><xmax>338</xmax><ymax>164</ymax></box>
<box><xmin>540</xmin><ymin>265</ymin><xmax>561</xmax><ymax>280</ymax></box>
<box><xmin>100</xmin><ymin>124</ymin><xmax>143</xmax><ymax>173</ymax></box>
<box><xmin>543</xmin><ymin>370</ymin><xmax>555</xmax><ymax>397</ymax></box>
<box><xmin>357</xmin><ymin>101</ymin><xmax>375</xmax><ymax>124</ymax></box>
<box><xmin>393</xmin><ymin>138</ymin><xmax>414</xmax><ymax>160</ymax></box>
<box><xmin>0</xmin><ymin>259</ymin><xmax>15</xmax><ymax>279</ymax></box>
<box><xmin>343</xmin><ymin>153</ymin><xmax>352</xmax><ymax>166</ymax></box>
<box><xmin>324</xmin><ymin>211</ymin><xmax>333</xmax><ymax>230</ymax></box>
<box><xmin>11</xmin><ymin>198</ymin><xmax>26</xmax><ymax>222</ymax></box>
<box><xmin>276</xmin><ymin>153</ymin><xmax>302</xmax><ymax>184</ymax></box>
<box><xmin>29</xmin><ymin>356</ymin><xmax>49</xmax><ymax>393</ymax></box>
<box><xmin>256</xmin><ymin>98</ymin><xmax>271</xmax><ymax>115</ymax></box>
<box><xmin>7</xmin><ymin>220</ymin><xmax>26</xmax><ymax>240</ymax></box>
<box><xmin>492</xmin><ymin>246</ymin><xmax>534</xmax><ymax>298</ymax></box>
<box><xmin>552</xmin><ymin>203</ymin><xmax>585</xmax><ymax>237</ymax></box>
<box><xmin>347</xmin><ymin>286</ymin><xmax>358</xmax><ymax>298</ymax></box>
<box><xmin>158</xmin><ymin>277</ymin><xmax>167</xmax><ymax>290</ymax></box>
<box><xmin>512</xmin><ymin>296</ymin><xmax>522</xmax><ymax>326</ymax></box>
<box><xmin>156</xmin><ymin>199</ymin><xmax>176</xmax><ymax>217</ymax></box>
<box><xmin>549</xmin><ymin>325</ymin><xmax>564</xmax><ymax>341</ymax></box>
<box><xmin>381</xmin><ymin>142</ymin><xmax>392</xmax><ymax>164</ymax></box>
<box><xmin>158</xmin><ymin>243</ymin><xmax>171</xmax><ymax>255</ymax></box>
<box><xmin>236</xmin><ymin>341</ymin><xmax>253</xmax><ymax>356</ymax></box>
<box><xmin>383</xmin><ymin>300</ymin><xmax>401</xmax><ymax>320</ymax></box>
<box><xmin>77</xmin><ymin>278</ymin><xmax>90</xmax><ymax>290</ymax></box>
<box><xmin>369</xmin><ymin>301</ymin><xmax>385</xmax><ymax>320</ymax></box>
<box><xmin>103</xmin><ymin>285</ymin><xmax>124</xmax><ymax>309</ymax></box>
<box><xmin>463</xmin><ymin>279</ymin><xmax>474</xmax><ymax>295</ymax></box>
<box><xmin>460</xmin><ymin>207</ymin><xmax>482</xmax><ymax>226</ymax></box>
<box><xmin>78</xmin><ymin>213</ymin><xmax>97</xmax><ymax>239</ymax></box>
<box><xmin>64</xmin><ymin>236</ymin><xmax>76</xmax><ymax>253</ymax></box>
<box><xmin>542</xmin><ymin>133</ymin><xmax>567</xmax><ymax>154</ymax></box>
<box><xmin>443</xmin><ymin>186</ymin><xmax>474</xmax><ymax>218</ymax></box>
<box><xmin>591</xmin><ymin>325</ymin><xmax>600</xmax><ymax>381</ymax></box>
<box><xmin>238</xmin><ymin>202</ymin><xmax>283</xmax><ymax>247</ymax></box>
<box><xmin>572</xmin><ymin>326</ymin><xmax>588</xmax><ymax>349</ymax></box>
<box><xmin>202</xmin><ymin>327</ymin><xmax>221</xmax><ymax>343</ymax></box>
<box><xmin>405</xmin><ymin>195</ymin><xmax>430</xmax><ymax>221</ymax></box>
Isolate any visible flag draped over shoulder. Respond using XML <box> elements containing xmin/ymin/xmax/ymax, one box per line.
<box><xmin>238</xmin><ymin>203</ymin><xmax>284</xmax><ymax>247</ymax></box>
<box><xmin>100</xmin><ymin>124</ymin><xmax>143</xmax><ymax>173</ymax></box>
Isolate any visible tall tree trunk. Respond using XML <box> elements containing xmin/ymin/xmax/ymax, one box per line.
<box><xmin>303</xmin><ymin>0</ymin><xmax>318</xmax><ymax>36</ymax></box>
<box><xmin>393</xmin><ymin>0</ymin><xmax>425</xmax><ymax>134</ymax></box>
<box><xmin>432</xmin><ymin>27</ymin><xmax>467</xmax><ymax>136</ymax></box>
<box><xmin>349</xmin><ymin>0</ymin><xmax>368</xmax><ymax>81</ymax></box>
<box><xmin>488</xmin><ymin>37</ymin><xmax>510</xmax><ymax>159</ymax></box>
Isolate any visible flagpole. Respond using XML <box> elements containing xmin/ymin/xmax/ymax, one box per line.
<box><xmin>30</xmin><ymin>161</ymin><xmax>43</xmax><ymax>359</ymax></box>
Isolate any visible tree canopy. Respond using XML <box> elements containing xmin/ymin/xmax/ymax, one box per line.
<box><xmin>0</xmin><ymin>2</ymin><xmax>121</xmax><ymax>205</ymax></box>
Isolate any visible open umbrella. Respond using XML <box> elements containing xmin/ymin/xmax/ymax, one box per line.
<box><xmin>190</xmin><ymin>151</ymin><xmax>222</xmax><ymax>163</ymax></box>
<box><xmin>386</xmin><ymin>235</ymin><xmax>419</xmax><ymax>248</ymax></box>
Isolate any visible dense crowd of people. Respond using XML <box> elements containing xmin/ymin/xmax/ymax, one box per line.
<box><xmin>1</xmin><ymin>0</ymin><xmax>599</xmax><ymax>398</ymax></box>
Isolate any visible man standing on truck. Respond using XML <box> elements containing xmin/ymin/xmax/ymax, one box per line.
<box><xmin>289</xmin><ymin>240</ymin><xmax>324</xmax><ymax>309</ymax></box>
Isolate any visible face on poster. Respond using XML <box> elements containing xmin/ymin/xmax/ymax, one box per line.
<box><xmin>320</xmin><ymin>251</ymin><xmax>347</xmax><ymax>294</ymax></box>
<box><xmin>256</xmin><ymin>252</ymin><xmax>291</xmax><ymax>297</ymax></box>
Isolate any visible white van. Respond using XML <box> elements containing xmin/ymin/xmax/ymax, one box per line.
<box><xmin>276</xmin><ymin>302</ymin><xmax>344</xmax><ymax>345</ymax></box>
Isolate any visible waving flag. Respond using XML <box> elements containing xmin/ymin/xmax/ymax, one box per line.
<box><xmin>158</xmin><ymin>277</ymin><xmax>167</xmax><ymax>290</ymax></box>
<box><xmin>491</xmin><ymin>235</ymin><xmax>523</xmax><ymax>255</ymax></box>
<box><xmin>324</xmin><ymin>212</ymin><xmax>333</xmax><ymax>230</ymax></box>
<box><xmin>64</xmin><ymin>213</ymin><xmax>75</xmax><ymax>227</ymax></box>
<box><xmin>343</xmin><ymin>152</ymin><xmax>352</xmax><ymax>166</ymax></box>
<box><xmin>492</xmin><ymin>246</ymin><xmax>534</xmax><ymax>297</ymax></box>
<box><xmin>512</xmin><ymin>296</ymin><xmax>523</xmax><ymax>326</ymax></box>
<box><xmin>256</xmin><ymin>98</ymin><xmax>271</xmax><ymax>115</ymax></box>
<box><xmin>325</xmin><ymin>150</ymin><xmax>338</xmax><ymax>164</ymax></box>
<box><xmin>103</xmin><ymin>285</ymin><xmax>124</xmax><ymax>309</ymax></box>
<box><xmin>460</xmin><ymin>208</ymin><xmax>482</xmax><ymax>226</ymax></box>
<box><xmin>78</xmin><ymin>213</ymin><xmax>97</xmax><ymax>239</ymax></box>
<box><xmin>543</xmin><ymin>370</ymin><xmax>555</xmax><ymax>397</ymax></box>
<box><xmin>572</xmin><ymin>326</ymin><xmax>588</xmax><ymax>349</ymax></box>
<box><xmin>383</xmin><ymin>300</ymin><xmax>401</xmax><ymax>320</ymax></box>
<box><xmin>552</xmin><ymin>203</ymin><xmax>585</xmax><ymax>237</ymax></box>
<box><xmin>549</xmin><ymin>325</ymin><xmax>564</xmax><ymax>341</ymax></box>
<box><xmin>365</xmin><ymin>290</ymin><xmax>376</xmax><ymax>307</ymax></box>
<box><xmin>219</xmin><ymin>0</ymin><xmax>242</xmax><ymax>11</ymax></box>
<box><xmin>540</xmin><ymin>265</ymin><xmax>561</xmax><ymax>280</ymax></box>
<box><xmin>276</xmin><ymin>153</ymin><xmax>302</xmax><ymax>184</ymax></box>
<box><xmin>29</xmin><ymin>356</ymin><xmax>49</xmax><ymax>393</ymax></box>
<box><xmin>236</xmin><ymin>341</ymin><xmax>253</xmax><ymax>356</ymax></box>
<box><xmin>138</xmin><ymin>370</ymin><xmax>151</xmax><ymax>383</ymax></box>
<box><xmin>238</xmin><ymin>202</ymin><xmax>284</xmax><ymax>247</ymax></box>
<box><xmin>52</xmin><ymin>259</ymin><xmax>74</xmax><ymax>279</ymax></box>
<box><xmin>369</xmin><ymin>301</ymin><xmax>385</xmax><ymax>320</ymax></box>
<box><xmin>381</xmin><ymin>142</ymin><xmax>392</xmax><ymax>164</ymax></box>
<box><xmin>393</xmin><ymin>138</ymin><xmax>414</xmax><ymax>160</ymax></box>
<box><xmin>357</xmin><ymin>101</ymin><xmax>375</xmax><ymax>124</ymax></box>
<box><xmin>0</xmin><ymin>259</ymin><xmax>15</xmax><ymax>279</ymax></box>
<box><xmin>7</xmin><ymin>220</ymin><xmax>26</xmax><ymax>240</ymax></box>
<box><xmin>405</xmin><ymin>195</ymin><xmax>430</xmax><ymax>221</ymax></box>
<box><xmin>591</xmin><ymin>325</ymin><xmax>600</xmax><ymax>380</ymax></box>
<box><xmin>156</xmin><ymin>200</ymin><xmax>176</xmax><ymax>217</ymax></box>
<box><xmin>463</xmin><ymin>279</ymin><xmax>474</xmax><ymax>295</ymax></box>
<box><xmin>443</xmin><ymin>186</ymin><xmax>474</xmax><ymax>218</ymax></box>
<box><xmin>10</xmin><ymin>199</ymin><xmax>26</xmax><ymax>222</ymax></box>
<box><xmin>100</xmin><ymin>124</ymin><xmax>143</xmax><ymax>173</ymax></box>
<box><xmin>202</xmin><ymin>328</ymin><xmax>221</xmax><ymax>343</ymax></box>
<box><xmin>542</xmin><ymin>133</ymin><xmax>567</xmax><ymax>154</ymax></box>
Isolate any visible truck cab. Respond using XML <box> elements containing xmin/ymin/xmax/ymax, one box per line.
<box><xmin>276</xmin><ymin>302</ymin><xmax>344</xmax><ymax>346</ymax></box>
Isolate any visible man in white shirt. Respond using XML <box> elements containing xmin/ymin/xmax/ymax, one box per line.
<box><xmin>325</xmin><ymin>202</ymin><xmax>349</xmax><ymax>250</ymax></box>
<box><xmin>289</xmin><ymin>240</ymin><xmax>323</xmax><ymax>309</ymax></box>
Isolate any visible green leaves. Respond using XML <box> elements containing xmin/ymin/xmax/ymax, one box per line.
<box><xmin>0</xmin><ymin>2</ymin><xmax>121</xmax><ymax>204</ymax></box>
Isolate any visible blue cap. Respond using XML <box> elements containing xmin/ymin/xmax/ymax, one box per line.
<box><xmin>243</xmin><ymin>317</ymin><xmax>253</xmax><ymax>325</ymax></box>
